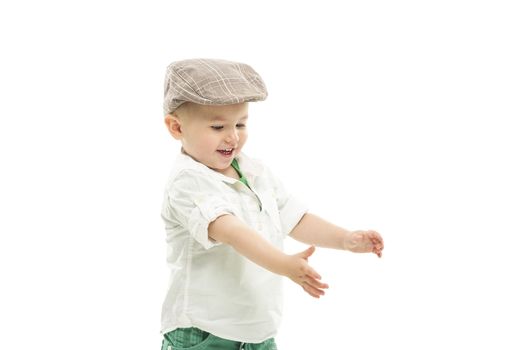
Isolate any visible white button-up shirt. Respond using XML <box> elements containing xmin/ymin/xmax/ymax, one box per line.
<box><xmin>160</xmin><ymin>152</ymin><xmax>307</xmax><ymax>343</ymax></box>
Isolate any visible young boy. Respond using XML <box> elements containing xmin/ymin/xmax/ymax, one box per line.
<box><xmin>160</xmin><ymin>58</ymin><xmax>384</xmax><ymax>350</ymax></box>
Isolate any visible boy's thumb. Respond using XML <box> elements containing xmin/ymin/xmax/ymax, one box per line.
<box><xmin>301</xmin><ymin>245</ymin><xmax>316</xmax><ymax>260</ymax></box>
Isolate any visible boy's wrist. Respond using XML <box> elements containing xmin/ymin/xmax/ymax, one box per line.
<box><xmin>343</xmin><ymin>230</ymin><xmax>361</xmax><ymax>252</ymax></box>
<box><xmin>273</xmin><ymin>253</ymin><xmax>293</xmax><ymax>277</ymax></box>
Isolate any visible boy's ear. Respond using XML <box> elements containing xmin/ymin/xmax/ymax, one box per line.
<box><xmin>164</xmin><ymin>114</ymin><xmax>183</xmax><ymax>140</ymax></box>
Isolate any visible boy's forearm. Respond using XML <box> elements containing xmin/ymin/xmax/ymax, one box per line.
<box><xmin>290</xmin><ymin>213</ymin><xmax>349</xmax><ymax>250</ymax></box>
<box><xmin>208</xmin><ymin>214</ymin><xmax>289</xmax><ymax>276</ymax></box>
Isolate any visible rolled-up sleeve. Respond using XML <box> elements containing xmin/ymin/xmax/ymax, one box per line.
<box><xmin>277</xmin><ymin>195</ymin><xmax>308</xmax><ymax>236</ymax></box>
<box><xmin>167</xmin><ymin>172</ymin><xmax>235</xmax><ymax>249</ymax></box>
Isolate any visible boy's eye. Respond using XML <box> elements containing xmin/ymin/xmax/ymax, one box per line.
<box><xmin>211</xmin><ymin>124</ymin><xmax>245</xmax><ymax>130</ymax></box>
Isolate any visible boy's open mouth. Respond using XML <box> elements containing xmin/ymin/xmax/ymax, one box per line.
<box><xmin>218</xmin><ymin>148</ymin><xmax>234</xmax><ymax>156</ymax></box>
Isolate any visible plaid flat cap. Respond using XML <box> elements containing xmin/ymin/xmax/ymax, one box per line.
<box><xmin>163</xmin><ymin>58</ymin><xmax>268</xmax><ymax>115</ymax></box>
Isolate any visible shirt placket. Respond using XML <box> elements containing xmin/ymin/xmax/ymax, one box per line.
<box><xmin>233</xmin><ymin>182</ymin><xmax>263</xmax><ymax>233</ymax></box>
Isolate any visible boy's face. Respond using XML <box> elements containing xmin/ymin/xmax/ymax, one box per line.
<box><xmin>166</xmin><ymin>102</ymin><xmax>249</xmax><ymax>175</ymax></box>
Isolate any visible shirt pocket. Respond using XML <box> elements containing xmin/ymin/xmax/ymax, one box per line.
<box><xmin>258</xmin><ymin>190</ymin><xmax>283</xmax><ymax>235</ymax></box>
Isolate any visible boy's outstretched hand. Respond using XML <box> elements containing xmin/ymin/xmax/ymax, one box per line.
<box><xmin>283</xmin><ymin>246</ymin><xmax>329</xmax><ymax>299</ymax></box>
<box><xmin>344</xmin><ymin>230</ymin><xmax>384</xmax><ymax>257</ymax></box>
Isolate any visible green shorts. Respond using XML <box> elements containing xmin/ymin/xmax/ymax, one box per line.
<box><xmin>161</xmin><ymin>327</ymin><xmax>278</xmax><ymax>350</ymax></box>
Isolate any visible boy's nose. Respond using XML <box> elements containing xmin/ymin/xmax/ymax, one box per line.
<box><xmin>225</xmin><ymin>129</ymin><xmax>239</xmax><ymax>143</ymax></box>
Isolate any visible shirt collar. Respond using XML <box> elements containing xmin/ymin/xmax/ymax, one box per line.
<box><xmin>173</xmin><ymin>150</ymin><xmax>264</xmax><ymax>185</ymax></box>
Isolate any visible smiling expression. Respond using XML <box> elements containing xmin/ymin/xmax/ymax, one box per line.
<box><xmin>166</xmin><ymin>102</ymin><xmax>249</xmax><ymax>175</ymax></box>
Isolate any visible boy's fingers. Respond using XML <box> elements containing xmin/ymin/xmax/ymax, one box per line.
<box><xmin>371</xmin><ymin>231</ymin><xmax>384</xmax><ymax>246</ymax></box>
<box><xmin>374</xmin><ymin>247</ymin><xmax>383</xmax><ymax>258</ymax></box>
<box><xmin>306</xmin><ymin>266</ymin><xmax>322</xmax><ymax>280</ymax></box>
<box><xmin>368</xmin><ymin>231</ymin><xmax>382</xmax><ymax>242</ymax></box>
<box><xmin>302</xmin><ymin>282</ymin><xmax>325</xmax><ymax>298</ymax></box>
<box><xmin>303</xmin><ymin>288</ymin><xmax>319</xmax><ymax>298</ymax></box>
<box><xmin>306</xmin><ymin>275</ymin><xmax>329</xmax><ymax>289</ymax></box>
<box><xmin>368</xmin><ymin>232</ymin><xmax>384</xmax><ymax>253</ymax></box>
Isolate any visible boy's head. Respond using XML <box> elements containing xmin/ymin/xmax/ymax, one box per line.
<box><xmin>163</xmin><ymin>59</ymin><xmax>267</xmax><ymax>174</ymax></box>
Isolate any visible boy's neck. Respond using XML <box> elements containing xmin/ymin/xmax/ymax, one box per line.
<box><xmin>216</xmin><ymin>164</ymin><xmax>240</xmax><ymax>180</ymax></box>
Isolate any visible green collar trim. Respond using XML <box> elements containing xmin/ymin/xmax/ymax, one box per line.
<box><xmin>231</xmin><ymin>158</ymin><xmax>250</xmax><ymax>188</ymax></box>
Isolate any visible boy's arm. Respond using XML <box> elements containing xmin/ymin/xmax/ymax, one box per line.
<box><xmin>208</xmin><ymin>214</ymin><xmax>329</xmax><ymax>298</ymax></box>
<box><xmin>290</xmin><ymin>213</ymin><xmax>384</xmax><ymax>257</ymax></box>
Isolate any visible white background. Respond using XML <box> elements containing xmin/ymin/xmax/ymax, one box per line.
<box><xmin>1</xmin><ymin>1</ymin><xmax>525</xmax><ymax>349</ymax></box>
